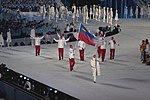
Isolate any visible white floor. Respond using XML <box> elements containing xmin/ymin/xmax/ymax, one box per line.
<box><xmin>0</xmin><ymin>19</ymin><xmax>150</xmax><ymax>100</ymax></box>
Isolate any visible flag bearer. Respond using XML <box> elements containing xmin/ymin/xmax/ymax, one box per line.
<box><xmin>78</xmin><ymin>40</ymin><xmax>86</xmax><ymax>61</ymax></box>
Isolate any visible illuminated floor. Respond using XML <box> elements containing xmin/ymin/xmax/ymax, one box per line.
<box><xmin>0</xmin><ymin>19</ymin><xmax>150</xmax><ymax>100</ymax></box>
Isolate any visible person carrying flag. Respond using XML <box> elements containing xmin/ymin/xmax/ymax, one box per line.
<box><xmin>78</xmin><ymin>39</ymin><xmax>86</xmax><ymax>61</ymax></box>
<box><xmin>78</xmin><ymin>24</ymin><xmax>96</xmax><ymax>47</ymax></box>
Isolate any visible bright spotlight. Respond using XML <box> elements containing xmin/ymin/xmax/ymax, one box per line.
<box><xmin>54</xmin><ymin>90</ymin><xmax>57</xmax><ymax>93</ymax></box>
<box><xmin>49</xmin><ymin>88</ymin><xmax>53</xmax><ymax>91</ymax></box>
<box><xmin>24</xmin><ymin>77</ymin><xmax>26</xmax><ymax>80</ymax></box>
<box><xmin>20</xmin><ymin>75</ymin><xmax>23</xmax><ymax>78</ymax></box>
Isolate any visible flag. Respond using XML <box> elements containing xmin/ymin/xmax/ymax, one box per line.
<box><xmin>78</xmin><ymin>24</ymin><xmax>96</xmax><ymax>46</ymax></box>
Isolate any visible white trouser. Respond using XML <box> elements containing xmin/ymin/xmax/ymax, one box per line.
<box><xmin>107</xmin><ymin>15</ymin><xmax>109</xmax><ymax>23</ymax></box>
<box><xmin>98</xmin><ymin>15</ymin><xmax>101</xmax><ymax>21</ymax></box>
<box><xmin>103</xmin><ymin>15</ymin><xmax>106</xmax><ymax>22</ymax></box>
<box><xmin>96</xmin><ymin>62</ymin><xmax>101</xmax><ymax>76</ymax></box>
<box><xmin>48</xmin><ymin>14</ymin><xmax>51</xmax><ymax>20</ymax></box>
<box><xmin>7</xmin><ymin>42</ymin><xmax>11</xmax><ymax>47</ymax></box>
<box><xmin>83</xmin><ymin>15</ymin><xmax>86</xmax><ymax>23</ymax></box>
<box><xmin>92</xmin><ymin>67</ymin><xmax>96</xmax><ymax>82</ymax></box>
<box><xmin>31</xmin><ymin>39</ymin><xmax>34</xmax><ymax>46</ymax></box>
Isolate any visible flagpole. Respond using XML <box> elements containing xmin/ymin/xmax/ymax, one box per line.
<box><xmin>74</xmin><ymin>23</ymin><xmax>81</xmax><ymax>54</ymax></box>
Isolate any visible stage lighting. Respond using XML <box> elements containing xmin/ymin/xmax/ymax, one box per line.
<box><xmin>24</xmin><ymin>77</ymin><xmax>26</xmax><ymax>80</ymax></box>
<box><xmin>49</xmin><ymin>88</ymin><xmax>53</xmax><ymax>91</ymax></box>
<box><xmin>11</xmin><ymin>76</ymin><xmax>14</xmax><ymax>80</ymax></box>
<box><xmin>27</xmin><ymin>78</ymin><xmax>29</xmax><ymax>81</ymax></box>
<box><xmin>20</xmin><ymin>75</ymin><xmax>23</xmax><ymax>78</ymax></box>
<box><xmin>54</xmin><ymin>90</ymin><xmax>57</xmax><ymax>93</ymax></box>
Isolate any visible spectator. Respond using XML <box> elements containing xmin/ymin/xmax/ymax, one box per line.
<box><xmin>140</xmin><ymin>40</ymin><xmax>146</xmax><ymax>62</ymax></box>
<box><xmin>6</xmin><ymin>28</ymin><xmax>12</xmax><ymax>48</ymax></box>
<box><xmin>0</xmin><ymin>32</ymin><xmax>4</xmax><ymax>48</ymax></box>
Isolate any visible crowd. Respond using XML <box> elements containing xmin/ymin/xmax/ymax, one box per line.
<box><xmin>0</xmin><ymin>0</ymin><xmax>56</xmax><ymax>12</ymax></box>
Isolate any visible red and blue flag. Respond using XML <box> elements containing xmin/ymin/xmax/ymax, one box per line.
<box><xmin>78</xmin><ymin>24</ymin><xmax>96</xmax><ymax>46</ymax></box>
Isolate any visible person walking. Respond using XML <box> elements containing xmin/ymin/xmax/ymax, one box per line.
<box><xmin>130</xmin><ymin>6</ymin><xmax>133</xmax><ymax>18</ymax></box>
<box><xmin>6</xmin><ymin>29</ymin><xmax>12</xmax><ymax>48</ymax></box>
<box><xmin>114</xmin><ymin>10</ymin><xmax>119</xmax><ymax>26</ymax></box>
<box><xmin>48</xmin><ymin>5</ymin><xmax>51</xmax><ymax>20</ymax></box>
<box><xmin>0</xmin><ymin>32</ymin><xmax>4</xmax><ymax>48</ymax></box>
<box><xmin>145</xmin><ymin>39</ymin><xmax>150</xmax><ymax>52</ymax></box>
<box><xmin>98</xmin><ymin>6</ymin><xmax>102</xmax><ymax>21</ymax></box>
<box><xmin>108</xmin><ymin>37</ymin><xmax>118</xmax><ymax>60</ymax></box>
<box><xmin>32</xmin><ymin>35</ymin><xmax>44</xmax><ymax>56</ymax></box>
<box><xmin>140</xmin><ymin>6</ymin><xmax>144</xmax><ymax>18</ymax></box>
<box><xmin>140</xmin><ymin>40</ymin><xmax>146</xmax><ymax>62</ymax></box>
<box><xmin>109</xmin><ymin>8</ymin><xmax>113</xmax><ymax>25</ymax></box>
<box><xmin>90</xmin><ymin>55</ymin><xmax>100</xmax><ymax>83</ymax></box>
<box><xmin>30</xmin><ymin>26</ymin><xmax>35</xmax><ymax>46</ymax></box>
<box><xmin>124</xmin><ymin>6</ymin><xmax>128</xmax><ymax>19</ymax></box>
<box><xmin>78</xmin><ymin>40</ymin><xmax>86</xmax><ymax>61</ymax></box>
<box><xmin>97</xmin><ymin>33</ymin><xmax>104</xmax><ymax>58</ymax></box>
<box><xmin>101</xmin><ymin>38</ymin><xmax>106</xmax><ymax>62</ymax></box>
<box><xmin>69</xmin><ymin>45</ymin><xmax>75</xmax><ymax>71</ymax></box>
<box><xmin>89</xmin><ymin>6</ymin><xmax>93</xmax><ymax>19</ymax></box>
<box><xmin>54</xmin><ymin>36</ymin><xmax>70</xmax><ymax>60</ymax></box>
<box><xmin>144</xmin><ymin>39</ymin><xmax>150</xmax><ymax>64</ymax></box>
<box><xmin>103</xmin><ymin>7</ymin><xmax>106</xmax><ymax>22</ymax></box>
<box><xmin>76</xmin><ymin>8</ymin><xmax>79</xmax><ymax>22</ymax></box>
